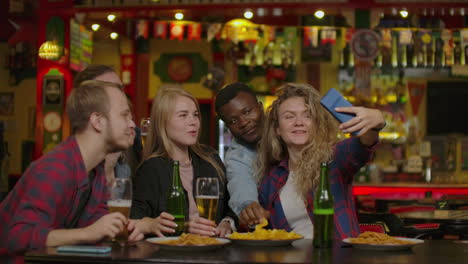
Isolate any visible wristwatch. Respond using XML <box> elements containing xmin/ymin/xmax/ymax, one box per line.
<box><xmin>221</xmin><ymin>217</ymin><xmax>237</xmax><ymax>232</ymax></box>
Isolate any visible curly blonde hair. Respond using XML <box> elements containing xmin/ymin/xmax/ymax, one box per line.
<box><xmin>255</xmin><ymin>83</ymin><xmax>339</xmax><ymax>198</ymax></box>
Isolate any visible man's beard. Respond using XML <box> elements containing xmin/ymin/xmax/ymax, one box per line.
<box><xmin>105</xmin><ymin>129</ymin><xmax>131</xmax><ymax>154</ymax></box>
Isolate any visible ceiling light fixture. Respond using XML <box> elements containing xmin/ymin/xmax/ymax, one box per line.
<box><xmin>110</xmin><ymin>32</ymin><xmax>119</xmax><ymax>39</ymax></box>
<box><xmin>107</xmin><ymin>14</ymin><xmax>116</xmax><ymax>22</ymax></box>
<box><xmin>314</xmin><ymin>10</ymin><xmax>325</xmax><ymax>19</ymax></box>
<box><xmin>175</xmin><ymin>12</ymin><xmax>184</xmax><ymax>20</ymax></box>
<box><xmin>400</xmin><ymin>9</ymin><xmax>408</xmax><ymax>18</ymax></box>
<box><xmin>244</xmin><ymin>10</ymin><xmax>254</xmax><ymax>19</ymax></box>
<box><xmin>91</xmin><ymin>24</ymin><xmax>100</xmax><ymax>31</ymax></box>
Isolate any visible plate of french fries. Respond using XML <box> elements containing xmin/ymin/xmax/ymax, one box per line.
<box><xmin>343</xmin><ymin>231</ymin><xmax>424</xmax><ymax>251</ymax></box>
<box><xmin>227</xmin><ymin>219</ymin><xmax>303</xmax><ymax>246</ymax></box>
<box><xmin>146</xmin><ymin>233</ymin><xmax>230</xmax><ymax>251</ymax></box>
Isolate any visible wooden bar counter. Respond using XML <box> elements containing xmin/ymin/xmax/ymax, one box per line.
<box><xmin>24</xmin><ymin>239</ymin><xmax>468</xmax><ymax>264</ymax></box>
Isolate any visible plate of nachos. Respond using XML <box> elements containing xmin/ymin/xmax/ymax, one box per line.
<box><xmin>343</xmin><ymin>231</ymin><xmax>424</xmax><ymax>251</ymax></box>
<box><xmin>147</xmin><ymin>233</ymin><xmax>230</xmax><ymax>251</ymax></box>
<box><xmin>227</xmin><ymin>219</ymin><xmax>303</xmax><ymax>246</ymax></box>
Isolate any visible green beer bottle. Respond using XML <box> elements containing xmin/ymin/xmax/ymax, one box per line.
<box><xmin>313</xmin><ymin>162</ymin><xmax>334</xmax><ymax>248</ymax></box>
<box><xmin>166</xmin><ymin>160</ymin><xmax>187</xmax><ymax>236</ymax></box>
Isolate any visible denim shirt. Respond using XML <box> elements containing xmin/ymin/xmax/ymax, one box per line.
<box><xmin>225</xmin><ymin>138</ymin><xmax>258</xmax><ymax>216</ymax></box>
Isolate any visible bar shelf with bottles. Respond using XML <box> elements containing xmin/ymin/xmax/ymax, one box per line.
<box><xmin>340</xmin><ymin>27</ymin><xmax>468</xmax><ymax>72</ymax></box>
<box><xmin>338</xmin><ymin>27</ymin><xmax>468</xmax><ymax>146</ymax></box>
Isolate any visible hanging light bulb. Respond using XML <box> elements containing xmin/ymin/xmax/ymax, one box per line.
<box><xmin>314</xmin><ymin>10</ymin><xmax>325</xmax><ymax>19</ymax></box>
<box><xmin>461</xmin><ymin>8</ymin><xmax>465</xmax><ymax>16</ymax></box>
<box><xmin>91</xmin><ymin>24</ymin><xmax>100</xmax><ymax>31</ymax></box>
<box><xmin>110</xmin><ymin>32</ymin><xmax>119</xmax><ymax>39</ymax></box>
<box><xmin>244</xmin><ymin>10</ymin><xmax>254</xmax><ymax>19</ymax></box>
<box><xmin>400</xmin><ymin>9</ymin><xmax>408</xmax><ymax>18</ymax></box>
<box><xmin>175</xmin><ymin>12</ymin><xmax>184</xmax><ymax>20</ymax></box>
<box><xmin>107</xmin><ymin>14</ymin><xmax>116</xmax><ymax>22</ymax></box>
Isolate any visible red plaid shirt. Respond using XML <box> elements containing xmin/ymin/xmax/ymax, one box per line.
<box><xmin>0</xmin><ymin>136</ymin><xmax>108</xmax><ymax>255</ymax></box>
<box><xmin>258</xmin><ymin>137</ymin><xmax>374</xmax><ymax>241</ymax></box>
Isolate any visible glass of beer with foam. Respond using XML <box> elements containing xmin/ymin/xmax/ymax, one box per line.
<box><xmin>107</xmin><ymin>177</ymin><xmax>132</xmax><ymax>244</ymax></box>
<box><xmin>140</xmin><ymin>117</ymin><xmax>150</xmax><ymax>147</ymax></box>
<box><xmin>195</xmin><ymin>177</ymin><xmax>219</xmax><ymax>222</ymax></box>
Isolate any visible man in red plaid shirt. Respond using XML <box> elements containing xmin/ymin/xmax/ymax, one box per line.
<box><xmin>0</xmin><ymin>80</ymin><xmax>143</xmax><ymax>258</ymax></box>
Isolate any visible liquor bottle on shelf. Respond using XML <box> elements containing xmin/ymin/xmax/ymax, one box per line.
<box><xmin>444</xmin><ymin>45</ymin><xmax>453</xmax><ymax>67</ymax></box>
<box><xmin>397</xmin><ymin>44</ymin><xmax>405</xmax><ymax>68</ymax></box>
<box><xmin>453</xmin><ymin>42</ymin><xmax>461</xmax><ymax>65</ymax></box>
<box><xmin>406</xmin><ymin>43</ymin><xmax>414</xmax><ymax>67</ymax></box>
<box><xmin>426</xmin><ymin>41</ymin><xmax>434</xmax><ymax>67</ymax></box>
<box><xmin>166</xmin><ymin>160</ymin><xmax>187</xmax><ymax>236</ymax></box>
<box><xmin>340</xmin><ymin>43</ymin><xmax>350</xmax><ymax>68</ymax></box>
<box><xmin>414</xmin><ymin>34</ymin><xmax>424</xmax><ymax>67</ymax></box>
<box><xmin>464</xmin><ymin>45</ymin><xmax>468</xmax><ymax>65</ymax></box>
<box><xmin>434</xmin><ymin>38</ymin><xmax>443</xmax><ymax>68</ymax></box>
<box><xmin>313</xmin><ymin>162</ymin><xmax>334</xmax><ymax>248</ymax></box>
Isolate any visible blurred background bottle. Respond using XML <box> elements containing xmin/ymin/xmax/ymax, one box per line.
<box><xmin>166</xmin><ymin>160</ymin><xmax>187</xmax><ymax>236</ymax></box>
<box><xmin>140</xmin><ymin>117</ymin><xmax>150</xmax><ymax>147</ymax></box>
<box><xmin>313</xmin><ymin>162</ymin><xmax>334</xmax><ymax>248</ymax></box>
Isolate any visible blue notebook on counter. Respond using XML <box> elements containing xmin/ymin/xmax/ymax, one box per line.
<box><xmin>320</xmin><ymin>88</ymin><xmax>359</xmax><ymax>135</ymax></box>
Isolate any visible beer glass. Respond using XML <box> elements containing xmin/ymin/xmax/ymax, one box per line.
<box><xmin>107</xmin><ymin>177</ymin><xmax>132</xmax><ymax>244</ymax></box>
<box><xmin>195</xmin><ymin>177</ymin><xmax>219</xmax><ymax>222</ymax></box>
<box><xmin>140</xmin><ymin>118</ymin><xmax>150</xmax><ymax>147</ymax></box>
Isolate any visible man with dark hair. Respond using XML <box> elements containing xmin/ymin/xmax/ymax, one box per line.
<box><xmin>215</xmin><ymin>82</ymin><xmax>269</xmax><ymax>226</ymax></box>
<box><xmin>0</xmin><ymin>80</ymin><xmax>143</xmax><ymax>259</ymax></box>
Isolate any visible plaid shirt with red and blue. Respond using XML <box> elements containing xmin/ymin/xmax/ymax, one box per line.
<box><xmin>0</xmin><ymin>136</ymin><xmax>108</xmax><ymax>255</ymax></box>
<box><xmin>258</xmin><ymin>137</ymin><xmax>374</xmax><ymax>241</ymax></box>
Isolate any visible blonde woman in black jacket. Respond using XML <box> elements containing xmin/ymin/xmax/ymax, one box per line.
<box><xmin>130</xmin><ymin>86</ymin><xmax>236</xmax><ymax>238</ymax></box>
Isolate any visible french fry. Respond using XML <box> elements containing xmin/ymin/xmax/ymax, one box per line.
<box><xmin>157</xmin><ymin>233</ymin><xmax>221</xmax><ymax>246</ymax></box>
<box><xmin>349</xmin><ymin>232</ymin><xmax>416</xmax><ymax>245</ymax></box>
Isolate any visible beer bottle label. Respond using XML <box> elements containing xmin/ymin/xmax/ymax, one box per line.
<box><xmin>313</xmin><ymin>208</ymin><xmax>334</xmax><ymax>215</ymax></box>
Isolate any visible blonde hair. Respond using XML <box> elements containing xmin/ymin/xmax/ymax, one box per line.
<box><xmin>143</xmin><ymin>86</ymin><xmax>225</xmax><ymax>182</ymax></box>
<box><xmin>255</xmin><ymin>83</ymin><xmax>339</xmax><ymax>198</ymax></box>
<box><xmin>66</xmin><ymin>80</ymin><xmax>122</xmax><ymax>134</ymax></box>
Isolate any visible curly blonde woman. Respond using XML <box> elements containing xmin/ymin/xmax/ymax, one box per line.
<box><xmin>255</xmin><ymin>83</ymin><xmax>385</xmax><ymax>240</ymax></box>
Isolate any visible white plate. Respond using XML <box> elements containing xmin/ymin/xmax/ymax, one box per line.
<box><xmin>226</xmin><ymin>233</ymin><xmax>303</xmax><ymax>246</ymax></box>
<box><xmin>146</xmin><ymin>236</ymin><xmax>230</xmax><ymax>251</ymax></box>
<box><xmin>342</xmin><ymin>237</ymin><xmax>424</xmax><ymax>251</ymax></box>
